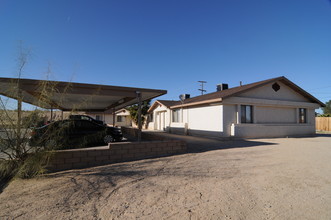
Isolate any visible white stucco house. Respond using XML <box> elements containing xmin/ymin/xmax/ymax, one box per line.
<box><xmin>86</xmin><ymin>108</ymin><xmax>132</xmax><ymax>127</ymax></box>
<box><xmin>147</xmin><ymin>76</ymin><xmax>325</xmax><ymax>138</ymax></box>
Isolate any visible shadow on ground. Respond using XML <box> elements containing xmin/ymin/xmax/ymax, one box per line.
<box><xmin>0</xmin><ymin>175</ymin><xmax>14</xmax><ymax>194</ymax></box>
<box><xmin>314</xmin><ymin>133</ymin><xmax>331</xmax><ymax>138</ymax></box>
<box><xmin>0</xmin><ymin>132</ymin><xmax>279</xmax><ymax>194</ymax></box>
<box><xmin>143</xmin><ymin>132</ymin><xmax>278</xmax><ymax>153</ymax></box>
<box><xmin>187</xmin><ymin>139</ymin><xmax>277</xmax><ymax>153</ymax></box>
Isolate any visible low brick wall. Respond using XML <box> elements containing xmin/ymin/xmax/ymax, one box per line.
<box><xmin>49</xmin><ymin>140</ymin><xmax>186</xmax><ymax>172</ymax></box>
<box><xmin>121</xmin><ymin>126</ymin><xmax>170</xmax><ymax>141</ymax></box>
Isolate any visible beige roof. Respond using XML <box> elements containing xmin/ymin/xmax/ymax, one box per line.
<box><xmin>0</xmin><ymin>77</ymin><xmax>167</xmax><ymax>111</ymax></box>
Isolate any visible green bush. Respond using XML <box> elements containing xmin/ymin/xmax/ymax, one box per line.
<box><xmin>0</xmin><ymin>151</ymin><xmax>53</xmax><ymax>184</ymax></box>
<box><xmin>0</xmin><ymin>159</ymin><xmax>20</xmax><ymax>181</ymax></box>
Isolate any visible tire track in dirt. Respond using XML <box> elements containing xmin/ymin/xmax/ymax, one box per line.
<box><xmin>97</xmin><ymin>157</ymin><xmax>175</xmax><ymax>218</ymax></box>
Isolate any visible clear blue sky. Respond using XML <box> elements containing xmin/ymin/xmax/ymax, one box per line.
<box><xmin>1</xmin><ymin>0</ymin><xmax>330</xmax><ymax>108</ymax></box>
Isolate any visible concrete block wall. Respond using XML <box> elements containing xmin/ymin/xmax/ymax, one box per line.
<box><xmin>48</xmin><ymin>140</ymin><xmax>186</xmax><ymax>172</ymax></box>
<box><xmin>121</xmin><ymin>126</ymin><xmax>170</xmax><ymax>141</ymax></box>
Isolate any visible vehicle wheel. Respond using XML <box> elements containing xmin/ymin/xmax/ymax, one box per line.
<box><xmin>103</xmin><ymin>135</ymin><xmax>114</xmax><ymax>144</ymax></box>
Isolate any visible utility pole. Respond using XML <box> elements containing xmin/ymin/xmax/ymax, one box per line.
<box><xmin>198</xmin><ymin>81</ymin><xmax>207</xmax><ymax>95</ymax></box>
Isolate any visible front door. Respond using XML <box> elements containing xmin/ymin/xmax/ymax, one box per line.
<box><xmin>156</xmin><ymin>111</ymin><xmax>166</xmax><ymax>131</ymax></box>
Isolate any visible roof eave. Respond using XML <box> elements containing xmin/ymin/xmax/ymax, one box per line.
<box><xmin>279</xmin><ymin>78</ymin><xmax>325</xmax><ymax>107</ymax></box>
<box><xmin>147</xmin><ymin>100</ymin><xmax>163</xmax><ymax>113</ymax></box>
<box><xmin>170</xmin><ymin>98</ymin><xmax>222</xmax><ymax>109</ymax></box>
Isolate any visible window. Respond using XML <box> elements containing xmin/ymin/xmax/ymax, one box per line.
<box><xmin>241</xmin><ymin>105</ymin><xmax>253</xmax><ymax>123</ymax></box>
<box><xmin>272</xmin><ymin>83</ymin><xmax>280</xmax><ymax>92</ymax></box>
<box><xmin>148</xmin><ymin>114</ymin><xmax>153</xmax><ymax>122</ymax></box>
<box><xmin>95</xmin><ymin>115</ymin><xmax>101</xmax><ymax>121</ymax></box>
<box><xmin>172</xmin><ymin>109</ymin><xmax>181</xmax><ymax>122</ymax></box>
<box><xmin>117</xmin><ymin>116</ymin><xmax>123</xmax><ymax>122</ymax></box>
<box><xmin>299</xmin><ymin>108</ymin><xmax>307</xmax><ymax>123</ymax></box>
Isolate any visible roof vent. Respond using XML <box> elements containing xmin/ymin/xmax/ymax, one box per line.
<box><xmin>217</xmin><ymin>83</ymin><xmax>229</xmax><ymax>91</ymax></box>
<box><xmin>179</xmin><ymin>94</ymin><xmax>190</xmax><ymax>102</ymax></box>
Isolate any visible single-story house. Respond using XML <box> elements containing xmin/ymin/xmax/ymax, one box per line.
<box><xmin>147</xmin><ymin>76</ymin><xmax>325</xmax><ymax>138</ymax></box>
<box><xmin>85</xmin><ymin>108</ymin><xmax>132</xmax><ymax>127</ymax></box>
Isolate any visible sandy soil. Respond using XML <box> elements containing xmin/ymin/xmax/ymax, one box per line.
<box><xmin>1</xmin><ymin>135</ymin><xmax>331</xmax><ymax>220</ymax></box>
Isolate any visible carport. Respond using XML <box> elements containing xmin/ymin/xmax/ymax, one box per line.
<box><xmin>0</xmin><ymin>77</ymin><xmax>167</xmax><ymax>141</ymax></box>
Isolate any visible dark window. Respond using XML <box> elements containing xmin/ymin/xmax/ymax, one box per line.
<box><xmin>149</xmin><ymin>114</ymin><xmax>153</xmax><ymax>122</ymax></box>
<box><xmin>117</xmin><ymin>116</ymin><xmax>123</xmax><ymax>122</ymax></box>
<box><xmin>241</xmin><ymin>105</ymin><xmax>253</xmax><ymax>123</ymax></box>
<box><xmin>95</xmin><ymin>115</ymin><xmax>101</xmax><ymax>121</ymax></box>
<box><xmin>299</xmin><ymin>108</ymin><xmax>307</xmax><ymax>123</ymax></box>
<box><xmin>172</xmin><ymin>109</ymin><xmax>181</xmax><ymax>122</ymax></box>
<box><xmin>272</xmin><ymin>83</ymin><xmax>280</xmax><ymax>92</ymax></box>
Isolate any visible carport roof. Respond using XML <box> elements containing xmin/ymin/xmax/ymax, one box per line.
<box><xmin>0</xmin><ymin>77</ymin><xmax>167</xmax><ymax>111</ymax></box>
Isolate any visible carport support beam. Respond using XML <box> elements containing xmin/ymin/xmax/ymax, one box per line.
<box><xmin>137</xmin><ymin>91</ymin><xmax>142</xmax><ymax>142</ymax></box>
<box><xmin>112</xmin><ymin>108</ymin><xmax>115</xmax><ymax>126</ymax></box>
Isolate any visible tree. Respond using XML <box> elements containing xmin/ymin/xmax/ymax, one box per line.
<box><xmin>0</xmin><ymin>44</ymin><xmax>61</xmax><ymax>186</ymax></box>
<box><xmin>322</xmin><ymin>100</ymin><xmax>331</xmax><ymax>115</ymax></box>
<box><xmin>127</xmin><ymin>100</ymin><xmax>151</xmax><ymax>127</ymax></box>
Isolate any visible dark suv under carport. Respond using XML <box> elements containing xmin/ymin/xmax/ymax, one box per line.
<box><xmin>29</xmin><ymin>119</ymin><xmax>123</xmax><ymax>149</ymax></box>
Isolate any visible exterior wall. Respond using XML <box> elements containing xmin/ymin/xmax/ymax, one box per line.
<box><xmin>238</xmin><ymin>81</ymin><xmax>309</xmax><ymax>102</ymax></box>
<box><xmin>228</xmin><ymin>104</ymin><xmax>318</xmax><ymax>138</ymax></box>
<box><xmin>103</xmin><ymin>114</ymin><xmax>114</xmax><ymax>124</ymax></box>
<box><xmin>148</xmin><ymin>81</ymin><xmax>321</xmax><ymax>138</ymax></box>
<box><xmin>115</xmin><ymin>110</ymin><xmax>132</xmax><ymax>127</ymax></box>
<box><xmin>187</xmin><ymin>105</ymin><xmax>223</xmax><ymax>132</ymax></box>
<box><xmin>148</xmin><ymin>104</ymin><xmax>171</xmax><ymax>131</ymax></box>
<box><xmin>222</xmin><ymin>104</ymin><xmax>237</xmax><ymax>136</ymax></box>
<box><xmin>224</xmin><ymin>81</ymin><xmax>320</xmax><ymax>138</ymax></box>
<box><xmin>169</xmin><ymin>122</ymin><xmax>186</xmax><ymax>134</ymax></box>
<box><xmin>87</xmin><ymin>110</ymin><xmax>131</xmax><ymax>127</ymax></box>
<box><xmin>231</xmin><ymin>124</ymin><xmax>315</xmax><ymax>138</ymax></box>
<box><xmin>146</xmin><ymin>121</ymin><xmax>154</xmax><ymax>130</ymax></box>
<box><xmin>163</xmin><ymin>104</ymin><xmax>225</xmax><ymax>137</ymax></box>
<box><xmin>185</xmin><ymin>105</ymin><xmax>223</xmax><ymax>137</ymax></box>
<box><xmin>255</xmin><ymin>106</ymin><xmax>296</xmax><ymax>124</ymax></box>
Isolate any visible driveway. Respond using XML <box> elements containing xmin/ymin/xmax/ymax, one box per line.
<box><xmin>1</xmin><ymin>134</ymin><xmax>331</xmax><ymax>219</ymax></box>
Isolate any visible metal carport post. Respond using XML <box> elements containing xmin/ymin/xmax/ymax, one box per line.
<box><xmin>136</xmin><ymin>91</ymin><xmax>142</xmax><ymax>142</ymax></box>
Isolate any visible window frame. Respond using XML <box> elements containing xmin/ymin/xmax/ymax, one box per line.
<box><xmin>241</xmin><ymin>105</ymin><xmax>253</xmax><ymax>124</ymax></box>
<box><xmin>148</xmin><ymin>113</ymin><xmax>154</xmax><ymax>122</ymax></box>
<box><xmin>299</xmin><ymin>108</ymin><xmax>307</xmax><ymax>124</ymax></box>
<box><xmin>172</xmin><ymin>109</ymin><xmax>181</xmax><ymax>123</ymax></box>
<box><xmin>116</xmin><ymin>115</ymin><xmax>123</xmax><ymax>122</ymax></box>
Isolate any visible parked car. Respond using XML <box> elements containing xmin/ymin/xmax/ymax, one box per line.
<box><xmin>29</xmin><ymin>119</ymin><xmax>123</xmax><ymax>149</ymax></box>
<box><xmin>69</xmin><ymin>115</ymin><xmax>105</xmax><ymax>125</ymax></box>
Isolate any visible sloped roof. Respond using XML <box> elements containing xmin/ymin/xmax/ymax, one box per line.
<box><xmin>0</xmin><ymin>77</ymin><xmax>167</xmax><ymax>111</ymax></box>
<box><xmin>157</xmin><ymin>100</ymin><xmax>181</xmax><ymax>107</ymax></box>
<box><xmin>148</xmin><ymin>100</ymin><xmax>181</xmax><ymax>113</ymax></box>
<box><xmin>168</xmin><ymin>76</ymin><xmax>325</xmax><ymax>108</ymax></box>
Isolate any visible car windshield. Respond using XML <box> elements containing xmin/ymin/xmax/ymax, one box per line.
<box><xmin>80</xmin><ymin>116</ymin><xmax>91</xmax><ymax>121</ymax></box>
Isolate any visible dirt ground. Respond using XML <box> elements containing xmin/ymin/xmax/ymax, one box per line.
<box><xmin>1</xmin><ymin>134</ymin><xmax>331</xmax><ymax>220</ymax></box>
